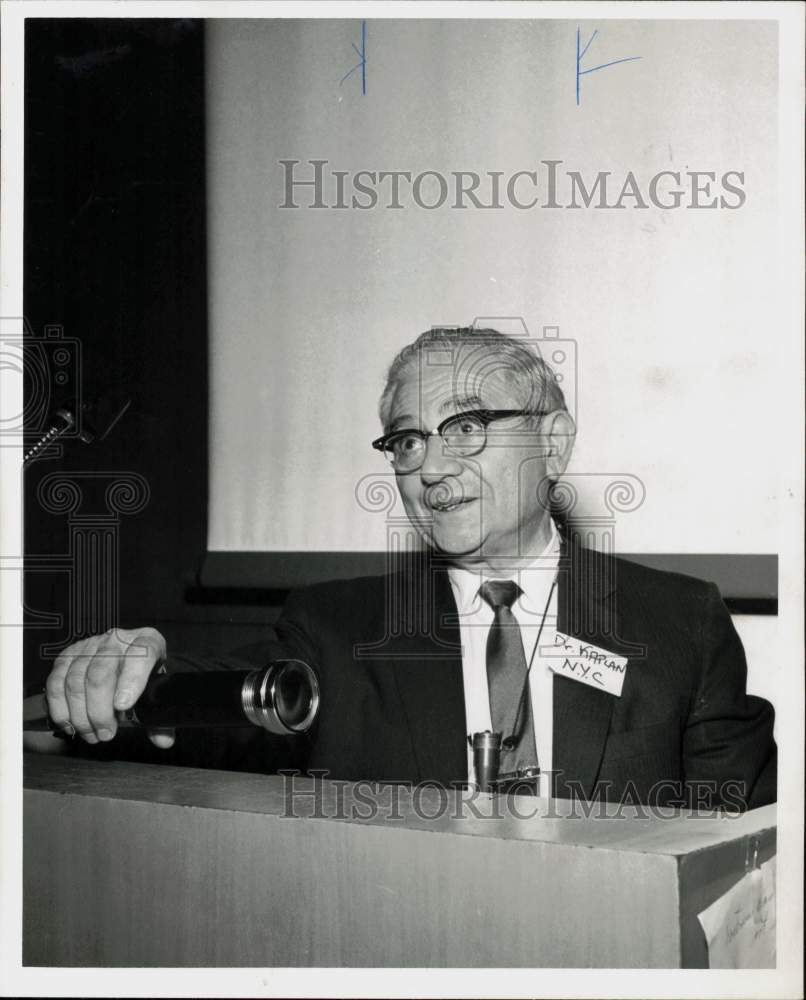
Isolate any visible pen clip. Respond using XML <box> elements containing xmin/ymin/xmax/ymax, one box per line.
<box><xmin>744</xmin><ymin>835</ymin><xmax>760</xmax><ymax>874</ymax></box>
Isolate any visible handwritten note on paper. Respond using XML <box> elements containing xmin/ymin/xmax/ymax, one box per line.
<box><xmin>697</xmin><ymin>856</ymin><xmax>776</xmax><ymax>969</ymax></box>
<box><xmin>545</xmin><ymin>632</ymin><xmax>628</xmax><ymax>697</ymax></box>
<box><xmin>575</xmin><ymin>27</ymin><xmax>642</xmax><ymax>106</ymax></box>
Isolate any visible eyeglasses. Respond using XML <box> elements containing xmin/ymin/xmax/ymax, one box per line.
<box><xmin>372</xmin><ymin>409</ymin><xmax>538</xmax><ymax>473</ymax></box>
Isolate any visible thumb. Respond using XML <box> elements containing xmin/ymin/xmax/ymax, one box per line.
<box><xmin>113</xmin><ymin>628</ymin><xmax>166</xmax><ymax>712</ymax></box>
<box><xmin>148</xmin><ymin>727</ymin><xmax>176</xmax><ymax>749</ymax></box>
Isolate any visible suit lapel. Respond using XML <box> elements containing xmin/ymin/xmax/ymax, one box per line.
<box><xmin>388</xmin><ymin>539</ymin><xmax>625</xmax><ymax>793</ymax></box>
<box><xmin>552</xmin><ymin>537</ymin><xmax>621</xmax><ymax>799</ymax></box>
<box><xmin>390</xmin><ymin>557</ymin><xmax>467</xmax><ymax>786</ymax></box>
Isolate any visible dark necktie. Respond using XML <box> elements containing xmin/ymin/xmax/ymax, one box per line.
<box><xmin>479</xmin><ymin>579</ymin><xmax>539</xmax><ymax>780</ymax></box>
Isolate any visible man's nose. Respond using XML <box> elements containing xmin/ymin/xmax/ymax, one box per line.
<box><xmin>418</xmin><ymin>433</ymin><xmax>464</xmax><ymax>482</ymax></box>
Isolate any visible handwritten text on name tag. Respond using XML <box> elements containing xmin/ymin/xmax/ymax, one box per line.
<box><xmin>545</xmin><ymin>632</ymin><xmax>629</xmax><ymax>696</ymax></box>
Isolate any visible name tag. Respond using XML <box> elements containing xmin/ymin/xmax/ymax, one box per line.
<box><xmin>544</xmin><ymin>632</ymin><xmax>628</xmax><ymax>697</ymax></box>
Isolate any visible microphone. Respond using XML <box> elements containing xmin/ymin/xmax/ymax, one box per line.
<box><xmin>23</xmin><ymin>659</ymin><xmax>320</xmax><ymax>736</ymax></box>
<box><xmin>23</xmin><ymin>400</ymin><xmax>95</xmax><ymax>467</ymax></box>
<box><xmin>23</xmin><ymin>391</ymin><xmax>133</xmax><ymax>468</ymax></box>
<box><xmin>470</xmin><ymin>731</ymin><xmax>541</xmax><ymax>794</ymax></box>
<box><xmin>472</xmin><ymin>731</ymin><xmax>502</xmax><ymax>792</ymax></box>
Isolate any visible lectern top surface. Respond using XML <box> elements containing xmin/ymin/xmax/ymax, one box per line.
<box><xmin>24</xmin><ymin>753</ymin><xmax>775</xmax><ymax>860</ymax></box>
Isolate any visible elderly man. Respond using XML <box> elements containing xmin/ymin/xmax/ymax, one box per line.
<box><xmin>43</xmin><ymin>327</ymin><xmax>777</xmax><ymax>808</ymax></box>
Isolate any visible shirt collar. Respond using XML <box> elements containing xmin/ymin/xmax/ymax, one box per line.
<box><xmin>447</xmin><ymin>521</ymin><xmax>561</xmax><ymax>616</ymax></box>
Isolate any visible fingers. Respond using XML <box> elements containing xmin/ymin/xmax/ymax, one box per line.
<box><xmin>148</xmin><ymin>727</ymin><xmax>176</xmax><ymax>749</ymax></box>
<box><xmin>45</xmin><ymin>627</ymin><xmax>167</xmax><ymax>744</ymax></box>
<box><xmin>85</xmin><ymin>633</ymin><xmax>128</xmax><ymax>740</ymax></box>
<box><xmin>46</xmin><ymin>635</ymin><xmax>103</xmax><ymax>740</ymax></box>
<box><xmin>63</xmin><ymin>635</ymin><xmax>103</xmax><ymax>742</ymax></box>
<box><xmin>46</xmin><ymin>649</ymin><xmax>78</xmax><ymax>737</ymax></box>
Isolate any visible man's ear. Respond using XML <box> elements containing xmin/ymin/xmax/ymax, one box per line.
<box><xmin>542</xmin><ymin>409</ymin><xmax>576</xmax><ymax>478</ymax></box>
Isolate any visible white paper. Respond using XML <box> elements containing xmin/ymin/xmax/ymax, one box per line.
<box><xmin>546</xmin><ymin>631</ymin><xmax>628</xmax><ymax>697</ymax></box>
<box><xmin>697</xmin><ymin>856</ymin><xmax>776</xmax><ymax>969</ymax></box>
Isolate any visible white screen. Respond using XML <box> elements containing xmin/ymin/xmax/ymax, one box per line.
<box><xmin>206</xmin><ymin>18</ymin><xmax>779</xmax><ymax>555</ymax></box>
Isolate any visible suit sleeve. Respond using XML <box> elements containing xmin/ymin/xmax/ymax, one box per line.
<box><xmin>156</xmin><ymin>590</ymin><xmax>321</xmax><ymax>773</ymax></box>
<box><xmin>164</xmin><ymin>588</ymin><xmax>321</xmax><ymax>673</ymax></box>
<box><xmin>682</xmin><ymin>583</ymin><xmax>777</xmax><ymax>809</ymax></box>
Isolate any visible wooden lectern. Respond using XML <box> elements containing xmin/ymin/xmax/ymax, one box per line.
<box><xmin>23</xmin><ymin>753</ymin><xmax>776</xmax><ymax>968</ymax></box>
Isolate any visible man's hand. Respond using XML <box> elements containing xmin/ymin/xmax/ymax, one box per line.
<box><xmin>45</xmin><ymin>627</ymin><xmax>175</xmax><ymax>748</ymax></box>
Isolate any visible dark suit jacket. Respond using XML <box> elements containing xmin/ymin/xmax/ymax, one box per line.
<box><xmin>172</xmin><ymin>540</ymin><xmax>776</xmax><ymax>809</ymax></box>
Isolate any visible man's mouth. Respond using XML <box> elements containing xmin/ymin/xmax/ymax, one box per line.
<box><xmin>429</xmin><ymin>497</ymin><xmax>477</xmax><ymax>513</ymax></box>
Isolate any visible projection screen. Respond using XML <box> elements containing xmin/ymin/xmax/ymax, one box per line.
<box><xmin>205</xmin><ymin>18</ymin><xmax>779</xmax><ymax>570</ymax></box>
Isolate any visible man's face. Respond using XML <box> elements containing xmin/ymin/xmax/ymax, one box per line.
<box><xmin>386</xmin><ymin>350</ymin><xmax>567</xmax><ymax>568</ymax></box>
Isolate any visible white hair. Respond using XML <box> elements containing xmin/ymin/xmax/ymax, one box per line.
<box><xmin>378</xmin><ymin>326</ymin><xmax>568</xmax><ymax>430</ymax></box>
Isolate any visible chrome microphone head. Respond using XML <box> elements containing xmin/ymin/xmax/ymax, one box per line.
<box><xmin>472</xmin><ymin>730</ymin><xmax>502</xmax><ymax>792</ymax></box>
<box><xmin>241</xmin><ymin>659</ymin><xmax>320</xmax><ymax>735</ymax></box>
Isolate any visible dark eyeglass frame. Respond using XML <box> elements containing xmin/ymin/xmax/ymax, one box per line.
<box><xmin>372</xmin><ymin>408</ymin><xmax>539</xmax><ymax>470</ymax></box>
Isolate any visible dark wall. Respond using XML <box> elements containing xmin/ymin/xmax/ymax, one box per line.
<box><xmin>23</xmin><ymin>19</ymin><xmax>274</xmax><ymax>698</ymax></box>
<box><xmin>22</xmin><ymin>19</ymin><xmax>296</xmax><ymax>770</ymax></box>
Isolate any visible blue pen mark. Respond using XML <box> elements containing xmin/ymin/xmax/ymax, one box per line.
<box><xmin>576</xmin><ymin>27</ymin><xmax>641</xmax><ymax>105</ymax></box>
<box><xmin>340</xmin><ymin>20</ymin><xmax>367</xmax><ymax>95</ymax></box>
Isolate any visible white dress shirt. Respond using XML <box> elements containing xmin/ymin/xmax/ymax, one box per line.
<box><xmin>448</xmin><ymin>523</ymin><xmax>561</xmax><ymax>798</ymax></box>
